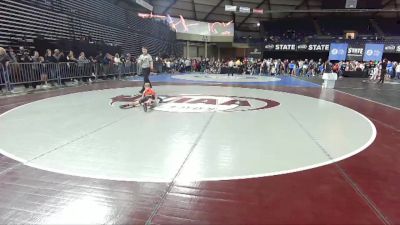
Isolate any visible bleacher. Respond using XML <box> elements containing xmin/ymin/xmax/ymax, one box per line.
<box><xmin>264</xmin><ymin>19</ymin><xmax>316</xmax><ymax>36</ymax></box>
<box><xmin>318</xmin><ymin>17</ymin><xmax>373</xmax><ymax>35</ymax></box>
<box><xmin>376</xmin><ymin>19</ymin><xmax>400</xmax><ymax>36</ymax></box>
<box><xmin>0</xmin><ymin>0</ymin><xmax>182</xmax><ymax>56</ymax></box>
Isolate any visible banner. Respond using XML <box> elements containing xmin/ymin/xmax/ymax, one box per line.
<box><xmin>225</xmin><ymin>5</ymin><xmax>237</xmax><ymax>12</ymax></box>
<box><xmin>253</xmin><ymin>8</ymin><xmax>263</xmax><ymax>14</ymax></box>
<box><xmin>239</xmin><ymin>7</ymin><xmax>251</xmax><ymax>13</ymax></box>
<box><xmin>306</xmin><ymin>44</ymin><xmax>330</xmax><ymax>51</ymax></box>
<box><xmin>264</xmin><ymin>44</ymin><xmax>330</xmax><ymax>51</ymax></box>
<box><xmin>363</xmin><ymin>44</ymin><xmax>384</xmax><ymax>62</ymax></box>
<box><xmin>274</xmin><ymin>44</ymin><xmax>296</xmax><ymax>51</ymax></box>
<box><xmin>384</xmin><ymin>44</ymin><xmax>400</xmax><ymax>53</ymax></box>
<box><xmin>136</xmin><ymin>0</ymin><xmax>153</xmax><ymax>11</ymax></box>
<box><xmin>166</xmin><ymin>16</ymin><xmax>233</xmax><ymax>37</ymax></box>
<box><xmin>347</xmin><ymin>44</ymin><xmax>364</xmax><ymax>61</ymax></box>
<box><xmin>295</xmin><ymin>44</ymin><xmax>330</xmax><ymax>51</ymax></box>
<box><xmin>329</xmin><ymin>43</ymin><xmax>348</xmax><ymax>61</ymax></box>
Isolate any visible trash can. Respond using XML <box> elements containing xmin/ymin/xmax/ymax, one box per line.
<box><xmin>322</xmin><ymin>72</ymin><xmax>338</xmax><ymax>89</ymax></box>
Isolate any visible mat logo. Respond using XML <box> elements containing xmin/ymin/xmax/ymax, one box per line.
<box><xmin>111</xmin><ymin>95</ymin><xmax>280</xmax><ymax>113</ymax></box>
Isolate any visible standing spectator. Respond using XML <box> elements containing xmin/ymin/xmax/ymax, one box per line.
<box><xmin>0</xmin><ymin>47</ymin><xmax>11</xmax><ymax>93</ymax></box>
<box><xmin>67</xmin><ymin>50</ymin><xmax>77</xmax><ymax>62</ymax></box>
<box><xmin>94</xmin><ymin>52</ymin><xmax>103</xmax><ymax>77</ymax></box>
<box><xmin>114</xmin><ymin>53</ymin><xmax>122</xmax><ymax>80</ymax></box>
<box><xmin>370</xmin><ymin>63</ymin><xmax>379</xmax><ymax>81</ymax></box>
<box><xmin>102</xmin><ymin>53</ymin><xmax>112</xmax><ymax>79</ymax></box>
<box><xmin>78</xmin><ymin>52</ymin><xmax>90</xmax><ymax>82</ymax></box>
<box><xmin>156</xmin><ymin>56</ymin><xmax>163</xmax><ymax>73</ymax></box>
<box><xmin>53</xmin><ymin>49</ymin><xmax>64</xmax><ymax>62</ymax></box>
<box><xmin>389</xmin><ymin>61</ymin><xmax>396</xmax><ymax>79</ymax></box>
<box><xmin>396</xmin><ymin>62</ymin><xmax>400</xmax><ymax>79</ymax></box>
<box><xmin>54</xmin><ymin>49</ymin><xmax>67</xmax><ymax>85</ymax></box>
<box><xmin>19</xmin><ymin>49</ymin><xmax>33</xmax><ymax>89</ymax></box>
<box><xmin>137</xmin><ymin>47</ymin><xmax>153</xmax><ymax>93</ymax></box>
<box><xmin>44</xmin><ymin>49</ymin><xmax>55</xmax><ymax>63</ymax></box>
<box><xmin>30</xmin><ymin>51</ymin><xmax>41</xmax><ymax>89</ymax></box>
<box><xmin>228</xmin><ymin>59</ymin><xmax>234</xmax><ymax>76</ymax></box>
<box><xmin>38</xmin><ymin>56</ymin><xmax>49</xmax><ymax>88</ymax></box>
<box><xmin>131</xmin><ymin>56</ymin><xmax>137</xmax><ymax>76</ymax></box>
<box><xmin>192</xmin><ymin>59</ymin><xmax>197</xmax><ymax>72</ymax></box>
<box><xmin>44</xmin><ymin>49</ymin><xmax>55</xmax><ymax>86</ymax></box>
<box><xmin>185</xmin><ymin>58</ymin><xmax>191</xmax><ymax>72</ymax></box>
<box><xmin>123</xmin><ymin>53</ymin><xmax>133</xmax><ymax>76</ymax></box>
<box><xmin>7</xmin><ymin>47</ymin><xmax>18</xmax><ymax>63</ymax></box>
<box><xmin>67</xmin><ymin>50</ymin><xmax>78</xmax><ymax>83</ymax></box>
<box><xmin>165</xmin><ymin>59</ymin><xmax>171</xmax><ymax>73</ymax></box>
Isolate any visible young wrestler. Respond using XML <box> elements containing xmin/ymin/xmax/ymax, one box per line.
<box><xmin>120</xmin><ymin>83</ymin><xmax>157</xmax><ymax>109</ymax></box>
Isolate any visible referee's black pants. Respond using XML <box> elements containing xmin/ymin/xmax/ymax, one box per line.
<box><xmin>140</xmin><ymin>67</ymin><xmax>152</xmax><ymax>93</ymax></box>
<box><xmin>378</xmin><ymin>70</ymin><xmax>386</xmax><ymax>83</ymax></box>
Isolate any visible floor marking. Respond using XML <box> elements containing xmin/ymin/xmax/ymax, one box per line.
<box><xmin>0</xmin><ymin>114</ymin><xmax>132</xmax><ymax>178</ymax></box>
<box><xmin>287</xmin><ymin>111</ymin><xmax>391</xmax><ymax>225</ymax></box>
<box><xmin>335</xmin><ymin>89</ymin><xmax>400</xmax><ymax>110</ymax></box>
<box><xmin>145</xmin><ymin>112</ymin><xmax>216</xmax><ymax>225</ymax></box>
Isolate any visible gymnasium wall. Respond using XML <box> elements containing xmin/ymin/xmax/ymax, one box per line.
<box><xmin>0</xmin><ymin>0</ymin><xmax>183</xmax><ymax>56</ymax></box>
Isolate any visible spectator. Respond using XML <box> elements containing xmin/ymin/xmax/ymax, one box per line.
<box><xmin>122</xmin><ymin>53</ymin><xmax>133</xmax><ymax>76</ymax></box>
<box><xmin>0</xmin><ymin>47</ymin><xmax>11</xmax><ymax>93</ymax></box>
<box><xmin>38</xmin><ymin>56</ymin><xmax>49</xmax><ymax>88</ymax></box>
<box><xmin>228</xmin><ymin>59</ymin><xmax>234</xmax><ymax>76</ymax></box>
<box><xmin>93</xmin><ymin>52</ymin><xmax>103</xmax><ymax>77</ymax></box>
<box><xmin>78</xmin><ymin>52</ymin><xmax>91</xmax><ymax>82</ymax></box>
<box><xmin>185</xmin><ymin>58</ymin><xmax>191</xmax><ymax>72</ymax></box>
<box><xmin>7</xmin><ymin>47</ymin><xmax>18</xmax><ymax>63</ymax></box>
<box><xmin>114</xmin><ymin>53</ymin><xmax>122</xmax><ymax>80</ymax></box>
<box><xmin>30</xmin><ymin>51</ymin><xmax>41</xmax><ymax>89</ymax></box>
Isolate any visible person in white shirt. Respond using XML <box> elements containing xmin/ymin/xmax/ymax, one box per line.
<box><xmin>228</xmin><ymin>59</ymin><xmax>234</xmax><ymax>76</ymax></box>
<box><xmin>185</xmin><ymin>58</ymin><xmax>191</xmax><ymax>72</ymax></box>
<box><xmin>114</xmin><ymin>53</ymin><xmax>122</xmax><ymax>80</ymax></box>
<box><xmin>266</xmin><ymin>59</ymin><xmax>271</xmax><ymax>75</ymax></box>
<box><xmin>370</xmin><ymin>64</ymin><xmax>380</xmax><ymax>80</ymax></box>
<box><xmin>395</xmin><ymin>62</ymin><xmax>400</xmax><ymax>79</ymax></box>
<box><xmin>166</xmin><ymin>60</ymin><xmax>171</xmax><ymax>73</ymax></box>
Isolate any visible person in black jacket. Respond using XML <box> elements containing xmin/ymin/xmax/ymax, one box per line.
<box><xmin>44</xmin><ymin>49</ymin><xmax>57</xmax><ymax>86</ymax></box>
<box><xmin>378</xmin><ymin>58</ymin><xmax>387</xmax><ymax>84</ymax></box>
<box><xmin>94</xmin><ymin>52</ymin><xmax>103</xmax><ymax>77</ymax></box>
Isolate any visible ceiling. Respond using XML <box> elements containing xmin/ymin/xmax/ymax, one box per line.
<box><xmin>111</xmin><ymin>0</ymin><xmax>400</xmax><ymax>31</ymax></box>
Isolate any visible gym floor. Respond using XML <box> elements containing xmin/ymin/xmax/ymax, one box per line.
<box><xmin>0</xmin><ymin>74</ymin><xmax>398</xmax><ymax>224</ymax></box>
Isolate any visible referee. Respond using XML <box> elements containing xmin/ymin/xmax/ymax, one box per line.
<box><xmin>138</xmin><ymin>47</ymin><xmax>153</xmax><ymax>93</ymax></box>
<box><xmin>378</xmin><ymin>58</ymin><xmax>387</xmax><ymax>84</ymax></box>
